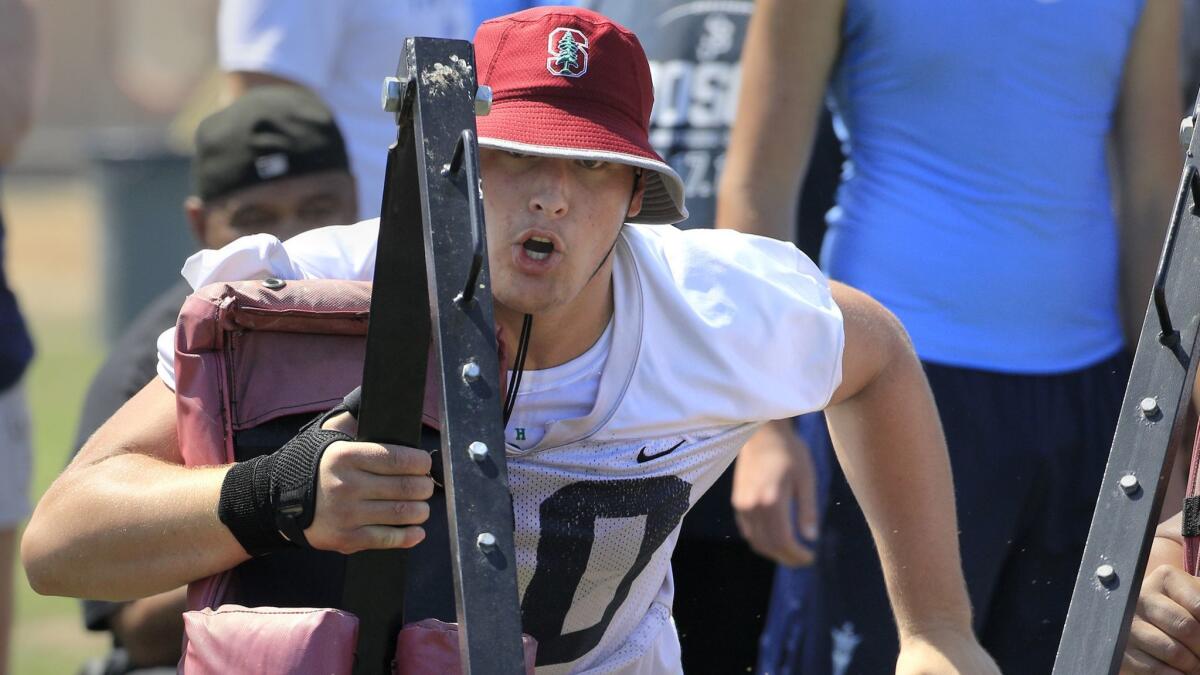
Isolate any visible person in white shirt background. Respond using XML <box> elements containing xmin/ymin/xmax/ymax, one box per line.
<box><xmin>217</xmin><ymin>0</ymin><xmax>472</xmax><ymax>220</ymax></box>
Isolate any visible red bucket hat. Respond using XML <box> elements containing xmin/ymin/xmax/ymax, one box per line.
<box><xmin>474</xmin><ymin>6</ymin><xmax>688</xmax><ymax>225</ymax></box>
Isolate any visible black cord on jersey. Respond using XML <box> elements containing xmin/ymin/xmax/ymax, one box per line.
<box><xmin>503</xmin><ymin>313</ymin><xmax>533</xmax><ymax>425</ymax></box>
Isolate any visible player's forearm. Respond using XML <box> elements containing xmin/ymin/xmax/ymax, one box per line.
<box><xmin>1149</xmin><ymin>511</ymin><xmax>1185</xmax><ymax>571</ymax></box>
<box><xmin>22</xmin><ymin>455</ymin><xmax>248</xmax><ymax>600</ymax></box>
<box><xmin>825</xmin><ymin>340</ymin><xmax>972</xmax><ymax>638</ymax></box>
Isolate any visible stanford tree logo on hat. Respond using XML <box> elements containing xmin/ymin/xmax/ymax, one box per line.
<box><xmin>547</xmin><ymin>27</ymin><xmax>589</xmax><ymax>78</ymax></box>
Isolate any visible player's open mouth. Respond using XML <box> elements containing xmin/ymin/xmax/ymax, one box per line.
<box><xmin>513</xmin><ymin>231</ymin><xmax>563</xmax><ymax>273</ymax></box>
<box><xmin>522</xmin><ymin>236</ymin><xmax>555</xmax><ymax>261</ymax></box>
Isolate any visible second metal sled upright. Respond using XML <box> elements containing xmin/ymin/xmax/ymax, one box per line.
<box><xmin>340</xmin><ymin>37</ymin><xmax>526</xmax><ymax>675</ymax></box>
<box><xmin>1054</xmin><ymin>91</ymin><xmax>1200</xmax><ymax>673</ymax></box>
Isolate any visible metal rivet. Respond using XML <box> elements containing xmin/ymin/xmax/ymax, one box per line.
<box><xmin>475</xmin><ymin>85</ymin><xmax>493</xmax><ymax>116</ymax></box>
<box><xmin>1096</xmin><ymin>564</ymin><xmax>1117</xmax><ymax>585</ymax></box>
<box><xmin>1140</xmin><ymin>397</ymin><xmax>1159</xmax><ymax>417</ymax></box>
<box><xmin>477</xmin><ymin>532</ymin><xmax>497</xmax><ymax>551</ymax></box>
<box><xmin>1182</xmin><ymin>116</ymin><xmax>1195</xmax><ymax>150</ymax></box>
<box><xmin>461</xmin><ymin>361</ymin><xmax>481</xmax><ymax>382</ymax></box>
<box><xmin>1119</xmin><ymin>474</ymin><xmax>1140</xmax><ymax>495</ymax></box>
<box><xmin>467</xmin><ymin>441</ymin><xmax>488</xmax><ymax>462</ymax></box>
<box><xmin>262</xmin><ymin>277</ymin><xmax>286</xmax><ymax>290</ymax></box>
<box><xmin>381</xmin><ymin>76</ymin><xmax>404</xmax><ymax>112</ymax></box>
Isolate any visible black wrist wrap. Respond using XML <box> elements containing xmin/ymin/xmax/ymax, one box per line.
<box><xmin>218</xmin><ymin>391</ymin><xmax>360</xmax><ymax>556</ymax></box>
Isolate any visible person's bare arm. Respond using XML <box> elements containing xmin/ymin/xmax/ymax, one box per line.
<box><xmin>714</xmin><ymin>0</ymin><xmax>844</xmax><ymax>241</ymax></box>
<box><xmin>22</xmin><ymin>378</ymin><xmax>432</xmax><ymax>600</ymax></box>
<box><xmin>1148</xmin><ymin>513</ymin><xmax>1186</xmax><ymax>578</ymax></box>
<box><xmin>1113</xmin><ymin>0</ymin><xmax>1183</xmax><ymax>345</ymax></box>
<box><xmin>22</xmin><ymin>380</ymin><xmax>247</xmax><ymax>598</ymax></box>
<box><xmin>0</xmin><ymin>0</ymin><xmax>38</xmax><ymax>165</ymax></box>
<box><xmin>825</xmin><ymin>282</ymin><xmax>996</xmax><ymax>673</ymax></box>
<box><xmin>731</xmin><ymin>418</ymin><xmax>819</xmax><ymax>566</ymax></box>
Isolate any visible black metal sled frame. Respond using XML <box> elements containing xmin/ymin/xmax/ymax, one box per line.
<box><xmin>1053</xmin><ymin>90</ymin><xmax>1200</xmax><ymax>673</ymax></box>
<box><xmin>342</xmin><ymin>37</ymin><xmax>525</xmax><ymax>675</ymax></box>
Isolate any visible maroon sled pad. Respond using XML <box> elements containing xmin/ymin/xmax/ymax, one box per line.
<box><xmin>173</xmin><ymin>278</ymin><xmax>533</xmax><ymax>674</ymax></box>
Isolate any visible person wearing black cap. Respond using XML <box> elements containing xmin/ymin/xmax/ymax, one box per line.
<box><xmin>187</xmin><ymin>85</ymin><xmax>357</xmax><ymax>248</ymax></box>
<box><xmin>71</xmin><ymin>85</ymin><xmax>356</xmax><ymax>675</ymax></box>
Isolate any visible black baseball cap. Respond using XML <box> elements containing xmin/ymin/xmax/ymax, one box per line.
<box><xmin>193</xmin><ymin>86</ymin><xmax>350</xmax><ymax>201</ymax></box>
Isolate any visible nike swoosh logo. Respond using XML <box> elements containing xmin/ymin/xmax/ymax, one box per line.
<box><xmin>636</xmin><ymin>439</ymin><xmax>686</xmax><ymax>463</ymax></box>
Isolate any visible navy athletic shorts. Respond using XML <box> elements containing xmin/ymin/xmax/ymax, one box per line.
<box><xmin>758</xmin><ymin>351</ymin><xmax>1131</xmax><ymax>675</ymax></box>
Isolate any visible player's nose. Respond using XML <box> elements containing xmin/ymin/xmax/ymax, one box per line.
<box><xmin>527</xmin><ymin>160</ymin><xmax>571</xmax><ymax>218</ymax></box>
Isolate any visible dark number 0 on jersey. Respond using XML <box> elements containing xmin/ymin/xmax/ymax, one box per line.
<box><xmin>521</xmin><ymin>476</ymin><xmax>693</xmax><ymax>666</ymax></box>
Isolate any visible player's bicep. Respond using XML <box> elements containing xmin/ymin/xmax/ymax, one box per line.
<box><xmin>72</xmin><ymin>377</ymin><xmax>182</xmax><ymax>470</ymax></box>
<box><xmin>825</xmin><ymin>281</ymin><xmax>911</xmax><ymax>407</ymax></box>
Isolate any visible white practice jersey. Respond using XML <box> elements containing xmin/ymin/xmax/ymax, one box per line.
<box><xmin>157</xmin><ymin>220</ymin><xmax>844</xmax><ymax>674</ymax></box>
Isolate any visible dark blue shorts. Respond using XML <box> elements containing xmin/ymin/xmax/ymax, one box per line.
<box><xmin>759</xmin><ymin>351</ymin><xmax>1131</xmax><ymax>675</ymax></box>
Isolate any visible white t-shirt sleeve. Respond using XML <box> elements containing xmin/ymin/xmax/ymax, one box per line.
<box><xmin>155</xmin><ymin>220</ymin><xmax>379</xmax><ymax>391</ymax></box>
<box><xmin>218</xmin><ymin>0</ymin><xmax>346</xmax><ymax>90</ymax></box>
<box><xmin>623</xmin><ymin>226</ymin><xmax>845</xmax><ymax>428</ymax></box>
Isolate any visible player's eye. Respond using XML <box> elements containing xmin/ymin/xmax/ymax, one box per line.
<box><xmin>298</xmin><ymin>196</ymin><xmax>340</xmax><ymax>223</ymax></box>
<box><xmin>575</xmin><ymin>159</ymin><xmax>608</xmax><ymax>170</ymax></box>
<box><xmin>229</xmin><ymin>206</ymin><xmax>279</xmax><ymax>231</ymax></box>
<box><xmin>505</xmin><ymin>150</ymin><xmax>536</xmax><ymax>160</ymax></box>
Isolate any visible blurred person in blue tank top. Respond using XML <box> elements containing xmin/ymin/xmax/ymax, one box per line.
<box><xmin>717</xmin><ymin>1</ymin><xmax>1184</xmax><ymax>673</ymax></box>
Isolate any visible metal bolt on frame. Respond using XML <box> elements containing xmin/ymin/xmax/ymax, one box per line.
<box><xmin>381</xmin><ymin>76</ymin><xmax>405</xmax><ymax>112</ymax></box>
<box><xmin>1139</xmin><ymin>397</ymin><xmax>1159</xmax><ymax>417</ymax></box>
<box><xmin>467</xmin><ymin>441</ymin><xmax>489</xmax><ymax>462</ymax></box>
<box><xmin>1119</xmin><ymin>474</ymin><xmax>1140</xmax><ymax>495</ymax></box>
<box><xmin>461</xmin><ymin>360</ymin><xmax>481</xmax><ymax>382</ymax></box>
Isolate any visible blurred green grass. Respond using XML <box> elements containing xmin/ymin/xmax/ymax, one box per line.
<box><xmin>12</xmin><ymin>313</ymin><xmax>108</xmax><ymax>674</ymax></box>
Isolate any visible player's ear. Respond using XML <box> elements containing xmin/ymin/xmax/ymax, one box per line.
<box><xmin>184</xmin><ymin>196</ymin><xmax>207</xmax><ymax>245</ymax></box>
<box><xmin>626</xmin><ymin>170</ymin><xmax>646</xmax><ymax>219</ymax></box>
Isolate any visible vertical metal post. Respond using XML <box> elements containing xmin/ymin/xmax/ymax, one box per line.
<box><xmin>1053</xmin><ymin>90</ymin><xmax>1200</xmax><ymax>674</ymax></box>
<box><xmin>407</xmin><ymin>38</ymin><xmax>526</xmax><ymax>675</ymax></box>
<box><xmin>344</xmin><ymin>38</ymin><xmax>525</xmax><ymax>675</ymax></box>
